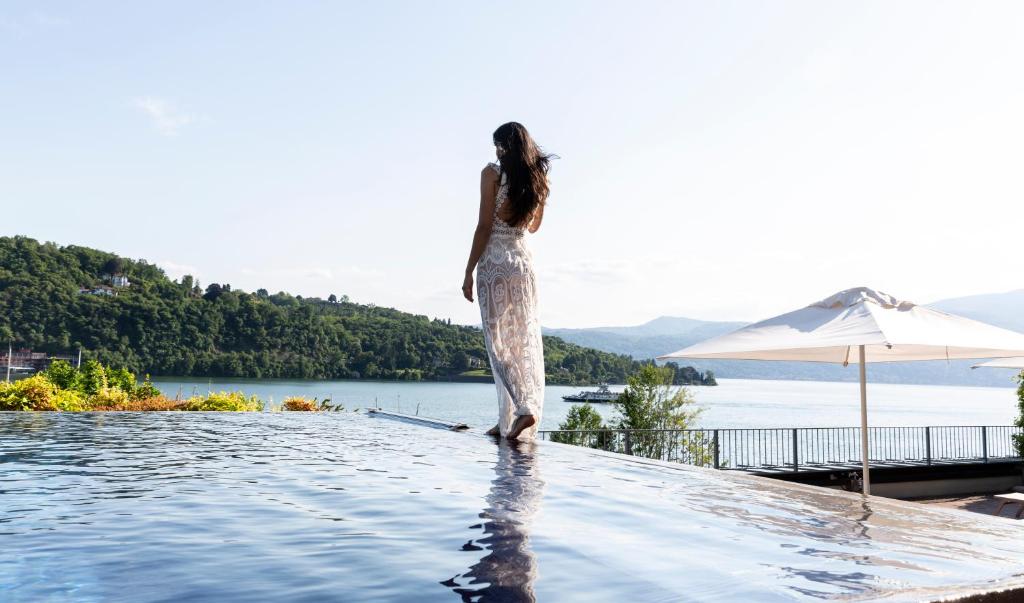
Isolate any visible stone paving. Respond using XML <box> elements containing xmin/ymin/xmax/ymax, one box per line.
<box><xmin>916</xmin><ymin>493</ymin><xmax>1024</xmax><ymax>519</ymax></box>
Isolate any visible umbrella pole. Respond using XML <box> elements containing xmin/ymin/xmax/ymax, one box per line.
<box><xmin>859</xmin><ymin>345</ymin><xmax>871</xmax><ymax>495</ymax></box>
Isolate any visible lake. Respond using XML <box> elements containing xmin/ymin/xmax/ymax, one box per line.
<box><xmin>152</xmin><ymin>377</ymin><xmax>1020</xmax><ymax>430</ymax></box>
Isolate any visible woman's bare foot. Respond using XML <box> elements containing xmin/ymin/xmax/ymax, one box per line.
<box><xmin>506</xmin><ymin>415</ymin><xmax>536</xmax><ymax>441</ymax></box>
<box><xmin>485</xmin><ymin>424</ymin><xmax>500</xmax><ymax>437</ymax></box>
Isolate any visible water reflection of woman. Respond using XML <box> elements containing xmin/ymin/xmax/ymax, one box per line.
<box><xmin>443</xmin><ymin>439</ymin><xmax>545</xmax><ymax>602</ymax></box>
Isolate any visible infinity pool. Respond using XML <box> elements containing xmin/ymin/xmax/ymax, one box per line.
<box><xmin>2</xmin><ymin>412</ymin><xmax>1024</xmax><ymax>601</ymax></box>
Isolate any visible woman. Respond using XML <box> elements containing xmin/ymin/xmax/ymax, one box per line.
<box><xmin>462</xmin><ymin>122</ymin><xmax>553</xmax><ymax>441</ymax></box>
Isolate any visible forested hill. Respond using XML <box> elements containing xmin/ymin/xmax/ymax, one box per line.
<box><xmin>0</xmin><ymin>236</ymin><xmax>713</xmax><ymax>385</ymax></box>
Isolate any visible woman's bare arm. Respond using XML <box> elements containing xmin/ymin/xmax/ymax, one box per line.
<box><xmin>462</xmin><ymin>166</ymin><xmax>498</xmax><ymax>302</ymax></box>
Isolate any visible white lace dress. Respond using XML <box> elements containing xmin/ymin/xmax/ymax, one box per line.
<box><xmin>476</xmin><ymin>162</ymin><xmax>545</xmax><ymax>440</ymax></box>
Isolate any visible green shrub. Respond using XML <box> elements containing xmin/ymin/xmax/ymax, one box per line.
<box><xmin>281</xmin><ymin>396</ymin><xmax>344</xmax><ymax>411</ymax></box>
<box><xmin>1</xmin><ymin>370</ymin><xmax>264</xmax><ymax>413</ymax></box>
<box><xmin>0</xmin><ymin>375</ymin><xmax>59</xmax><ymax>411</ymax></box>
<box><xmin>44</xmin><ymin>360</ymin><xmax>163</xmax><ymax>403</ymax></box>
<box><xmin>78</xmin><ymin>359</ymin><xmax>108</xmax><ymax>395</ymax></box>
<box><xmin>90</xmin><ymin>386</ymin><xmax>131</xmax><ymax>408</ymax></box>
<box><xmin>282</xmin><ymin>396</ymin><xmax>318</xmax><ymax>411</ymax></box>
<box><xmin>44</xmin><ymin>360</ymin><xmax>79</xmax><ymax>390</ymax></box>
<box><xmin>184</xmin><ymin>391</ymin><xmax>263</xmax><ymax>411</ymax></box>
<box><xmin>106</xmin><ymin>367</ymin><xmax>136</xmax><ymax>392</ymax></box>
<box><xmin>132</xmin><ymin>375</ymin><xmax>162</xmax><ymax>400</ymax></box>
<box><xmin>90</xmin><ymin>396</ymin><xmax>186</xmax><ymax>411</ymax></box>
<box><xmin>53</xmin><ymin>388</ymin><xmax>89</xmax><ymax>411</ymax></box>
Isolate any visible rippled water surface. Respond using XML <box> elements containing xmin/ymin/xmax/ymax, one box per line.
<box><xmin>3</xmin><ymin>412</ymin><xmax>1024</xmax><ymax>602</ymax></box>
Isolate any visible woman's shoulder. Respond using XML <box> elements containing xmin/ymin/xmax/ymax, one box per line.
<box><xmin>481</xmin><ymin>163</ymin><xmax>500</xmax><ymax>185</ymax></box>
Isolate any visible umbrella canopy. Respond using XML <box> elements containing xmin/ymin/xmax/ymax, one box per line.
<box><xmin>973</xmin><ymin>357</ymin><xmax>1024</xmax><ymax>369</ymax></box>
<box><xmin>658</xmin><ymin>287</ymin><xmax>1024</xmax><ymax>496</ymax></box>
<box><xmin>657</xmin><ymin>287</ymin><xmax>1024</xmax><ymax>363</ymax></box>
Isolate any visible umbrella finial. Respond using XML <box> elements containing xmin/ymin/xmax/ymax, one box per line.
<box><xmin>812</xmin><ymin>287</ymin><xmax>911</xmax><ymax>311</ymax></box>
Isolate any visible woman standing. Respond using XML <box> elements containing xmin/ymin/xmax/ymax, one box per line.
<box><xmin>462</xmin><ymin>122</ymin><xmax>553</xmax><ymax>441</ymax></box>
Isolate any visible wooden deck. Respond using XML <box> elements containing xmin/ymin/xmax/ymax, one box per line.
<box><xmin>738</xmin><ymin>456</ymin><xmax>1024</xmax><ymax>475</ymax></box>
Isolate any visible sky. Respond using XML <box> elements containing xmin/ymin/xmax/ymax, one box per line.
<box><xmin>2</xmin><ymin>1</ymin><xmax>1023</xmax><ymax>328</ymax></box>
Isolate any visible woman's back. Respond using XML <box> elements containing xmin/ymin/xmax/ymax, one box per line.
<box><xmin>487</xmin><ymin>162</ymin><xmax>544</xmax><ymax>236</ymax></box>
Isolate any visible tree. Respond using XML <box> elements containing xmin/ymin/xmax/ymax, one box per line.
<box><xmin>616</xmin><ymin>365</ymin><xmax>701</xmax><ymax>431</ymax></box>
<box><xmin>1013</xmin><ymin>372</ymin><xmax>1024</xmax><ymax>456</ymax></box>
<box><xmin>614</xmin><ymin>365</ymin><xmax>706</xmax><ymax>462</ymax></box>
<box><xmin>452</xmin><ymin>350</ymin><xmax>471</xmax><ymax>371</ymax></box>
<box><xmin>552</xmin><ymin>404</ymin><xmax>609</xmax><ymax>448</ymax></box>
<box><xmin>0</xmin><ymin>236</ymin><xmax>712</xmax><ymax>384</ymax></box>
<box><xmin>560</xmin><ymin>404</ymin><xmax>604</xmax><ymax>431</ymax></box>
<box><xmin>203</xmin><ymin>283</ymin><xmax>224</xmax><ymax>301</ymax></box>
<box><xmin>328</xmin><ymin>294</ymin><xmax>338</xmax><ymax>304</ymax></box>
<box><xmin>102</xmin><ymin>257</ymin><xmax>124</xmax><ymax>276</ymax></box>
<box><xmin>663</xmin><ymin>361</ymin><xmax>716</xmax><ymax>385</ymax></box>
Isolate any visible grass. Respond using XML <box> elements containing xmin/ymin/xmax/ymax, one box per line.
<box><xmin>458</xmin><ymin>369</ymin><xmax>492</xmax><ymax>377</ymax></box>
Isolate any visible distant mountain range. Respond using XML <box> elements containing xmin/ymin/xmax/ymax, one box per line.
<box><xmin>543</xmin><ymin>289</ymin><xmax>1024</xmax><ymax>387</ymax></box>
<box><xmin>930</xmin><ymin>289</ymin><xmax>1024</xmax><ymax>334</ymax></box>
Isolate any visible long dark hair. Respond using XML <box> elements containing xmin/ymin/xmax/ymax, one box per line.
<box><xmin>493</xmin><ymin>122</ymin><xmax>554</xmax><ymax>228</ymax></box>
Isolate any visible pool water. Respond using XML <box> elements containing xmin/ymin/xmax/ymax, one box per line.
<box><xmin>2</xmin><ymin>412</ymin><xmax>1024</xmax><ymax>602</ymax></box>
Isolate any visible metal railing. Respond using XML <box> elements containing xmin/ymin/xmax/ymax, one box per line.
<box><xmin>538</xmin><ymin>425</ymin><xmax>1024</xmax><ymax>472</ymax></box>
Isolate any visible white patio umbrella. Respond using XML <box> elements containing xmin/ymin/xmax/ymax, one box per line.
<box><xmin>973</xmin><ymin>357</ymin><xmax>1024</xmax><ymax>369</ymax></box>
<box><xmin>657</xmin><ymin>287</ymin><xmax>1024</xmax><ymax>495</ymax></box>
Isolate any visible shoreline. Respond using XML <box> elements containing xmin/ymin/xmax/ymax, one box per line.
<box><xmin>146</xmin><ymin>374</ymin><xmax>1017</xmax><ymax>390</ymax></box>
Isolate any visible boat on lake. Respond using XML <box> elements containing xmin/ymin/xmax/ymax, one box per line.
<box><xmin>562</xmin><ymin>384</ymin><xmax>620</xmax><ymax>403</ymax></box>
